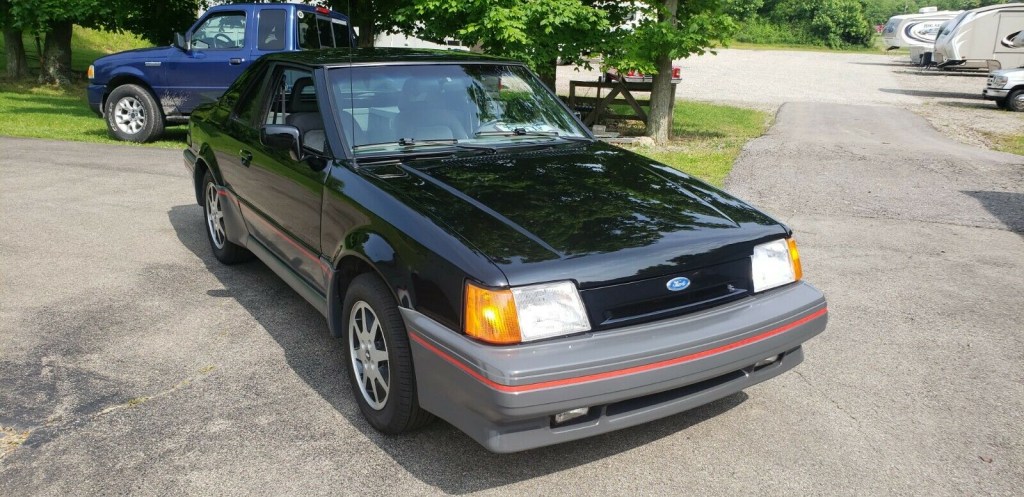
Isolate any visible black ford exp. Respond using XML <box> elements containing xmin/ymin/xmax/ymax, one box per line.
<box><xmin>183</xmin><ymin>49</ymin><xmax>828</xmax><ymax>453</ymax></box>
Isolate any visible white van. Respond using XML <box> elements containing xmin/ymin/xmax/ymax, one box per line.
<box><xmin>933</xmin><ymin>3</ymin><xmax>1024</xmax><ymax>70</ymax></box>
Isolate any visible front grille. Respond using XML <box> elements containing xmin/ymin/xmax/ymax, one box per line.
<box><xmin>579</xmin><ymin>258</ymin><xmax>751</xmax><ymax>331</ymax></box>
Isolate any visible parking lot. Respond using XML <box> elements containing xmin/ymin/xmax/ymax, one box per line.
<box><xmin>3</xmin><ymin>50</ymin><xmax>1023</xmax><ymax>495</ymax></box>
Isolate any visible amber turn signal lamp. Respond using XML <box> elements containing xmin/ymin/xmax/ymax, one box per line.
<box><xmin>787</xmin><ymin>238</ymin><xmax>803</xmax><ymax>282</ymax></box>
<box><xmin>464</xmin><ymin>282</ymin><xmax>521</xmax><ymax>344</ymax></box>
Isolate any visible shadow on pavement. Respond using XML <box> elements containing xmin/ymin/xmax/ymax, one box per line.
<box><xmin>878</xmin><ymin>88</ymin><xmax>982</xmax><ymax>99</ymax></box>
<box><xmin>891</xmin><ymin>69</ymin><xmax>988</xmax><ymax>78</ymax></box>
<box><xmin>167</xmin><ymin>204</ymin><xmax>749</xmax><ymax>493</ymax></box>
<box><xmin>962</xmin><ymin>191</ymin><xmax>1024</xmax><ymax>234</ymax></box>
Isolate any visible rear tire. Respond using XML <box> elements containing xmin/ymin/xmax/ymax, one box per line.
<box><xmin>105</xmin><ymin>84</ymin><xmax>165</xmax><ymax>142</ymax></box>
<box><xmin>1007</xmin><ymin>89</ymin><xmax>1024</xmax><ymax>112</ymax></box>
<box><xmin>201</xmin><ymin>171</ymin><xmax>251</xmax><ymax>265</ymax></box>
<box><xmin>343</xmin><ymin>273</ymin><xmax>434</xmax><ymax>434</ymax></box>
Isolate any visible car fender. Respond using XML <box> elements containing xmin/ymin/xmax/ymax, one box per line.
<box><xmin>326</xmin><ymin>233</ymin><xmax>413</xmax><ymax>338</ymax></box>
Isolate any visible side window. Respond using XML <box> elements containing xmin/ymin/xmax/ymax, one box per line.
<box><xmin>192</xmin><ymin>12</ymin><xmax>247</xmax><ymax>50</ymax></box>
<box><xmin>331</xmin><ymin>21</ymin><xmax>352</xmax><ymax>48</ymax></box>
<box><xmin>297</xmin><ymin>13</ymin><xmax>320</xmax><ymax>49</ymax></box>
<box><xmin>262</xmin><ymin>67</ymin><xmax>326</xmax><ymax>153</ymax></box>
<box><xmin>257</xmin><ymin>9</ymin><xmax>287</xmax><ymax>51</ymax></box>
<box><xmin>318</xmin><ymin>17</ymin><xmax>335</xmax><ymax>47</ymax></box>
<box><xmin>231</xmin><ymin>62</ymin><xmax>270</xmax><ymax>126</ymax></box>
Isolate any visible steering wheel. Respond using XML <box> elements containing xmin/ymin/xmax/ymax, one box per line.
<box><xmin>214</xmin><ymin>33</ymin><xmax>234</xmax><ymax>48</ymax></box>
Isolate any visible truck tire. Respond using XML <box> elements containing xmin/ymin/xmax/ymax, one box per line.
<box><xmin>1007</xmin><ymin>89</ymin><xmax>1024</xmax><ymax>112</ymax></box>
<box><xmin>105</xmin><ymin>84</ymin><xmax>165</xmax><ymax>142</ymax></box>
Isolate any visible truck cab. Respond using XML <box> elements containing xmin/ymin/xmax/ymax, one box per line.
<box><xmin>87</xmin><ymin>3</ymin><xmax>352</xmax><ymax>142</ymax></box>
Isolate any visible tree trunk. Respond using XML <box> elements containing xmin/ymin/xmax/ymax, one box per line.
<box><xmin>3</xmin><ymin>27</ymin><xmax>29</xmax><ymax>79</ymax></box>
<box><xmin>537</xmin><ymin>59</ymin><xmax>558</xmax><ymax>92</ymax></box>
<box><xmin>40</xmin><ymin>21</ymin><xmax>73</xmax><ymax>86</ymax></box>
<box><xmin>646</xmin><ymin>53</ymin><xmax>675</xmax><ymax>143</ymax></box>
<box><xmin>357</xmin><ymin>16</ymin><xmax>375</xmax><ymax>48</ymax></box>
<box><xmin>646</xmin><ymin>0</ymin><xmax>679</xmax><ymax>144</ymax></box>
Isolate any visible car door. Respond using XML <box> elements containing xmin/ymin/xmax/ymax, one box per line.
<box><xmin>162</xmin><ymin>9</ymin><xmax>252</xmax><ymax>113</ymax></box>
<box><xmin>235</xmin><ymin>64</ymin><xmax>330</xmax><ymax>293</ymax></box>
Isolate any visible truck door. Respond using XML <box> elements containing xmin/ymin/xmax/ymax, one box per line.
<box><xmin>162</xmin><ymin>9</ymin><xmax>252</xmax><ymax>114</ymax></box>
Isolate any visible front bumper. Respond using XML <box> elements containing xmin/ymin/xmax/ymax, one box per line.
<box><xmin>983</xmin><ymin>88</ymin><xmax>1010</xmax><ymax>100</ymax></box>
<box><xmin>87</xmin><ymin>83</ymin><xmax>105</xmax><ymax>117</ymax></box>
<box><xmin>404</xmin><ymin>281</ymin><xmax>827</xmax><ymax>452</ymax></box>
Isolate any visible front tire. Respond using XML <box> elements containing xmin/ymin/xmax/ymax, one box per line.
<box><xmin>1007</xmin><ymin>89</ymin><xmax>1024</xmax><ymax>112</ymax></box>
<box><xmin>343</xmin><ymin>273</ymin><xmax>434</xmax><ymax>434</ymax></box>
<box><xmin>105</xmin><ymin>84</ymin><xmax>165</xmax><ymax>142</ymax></box>
<box><xmin>201</xmin><ymin>171</ymin><xmax>250</xmax><ymax>264</ymax></box>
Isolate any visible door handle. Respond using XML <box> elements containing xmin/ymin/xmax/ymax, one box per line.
<box><xmin>229</xmin><ymin>57</ymin><xmax>243</xmax><ymax>65</ymax></box>
<box><xmin>240</xmin><ymin>150</ymin><xmax>253</xmax><ymax>167</ymax></box>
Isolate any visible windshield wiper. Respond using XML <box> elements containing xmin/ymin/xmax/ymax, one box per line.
<box><xmin>352</xmin><ymin>138</ymin><xmax>496</xmax><ymax>154</ymax></box>
<box><xmin>475</xmin><ymin>128</ymin><xmax>590</xmax><ymax>141</ymax></box>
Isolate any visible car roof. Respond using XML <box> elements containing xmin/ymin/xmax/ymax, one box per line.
<box><xmin>259</xmin><ymin>48</ymin><xmax>520</xmax><ymax>67</ymax></box>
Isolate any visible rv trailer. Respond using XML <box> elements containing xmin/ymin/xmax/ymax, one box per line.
<box><xmin>933</xmin><ymin>3</ymin><xmax>1024</xmax><ymax>70</ymax></box>
<box><xmin>882</xmin><ymin>8</ymin><xmax>962</xmax><ymax>64</ymax></box>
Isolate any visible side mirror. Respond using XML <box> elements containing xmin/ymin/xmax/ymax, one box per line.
<box><xmin>174</xmin><ymin>32</ymin><xmax>192</xmax><ymax>52</ymax></box>
<box><xmin>260</xmin><ymin>124</ymin><xmax>301</xmax><ymax>159</ymax></box>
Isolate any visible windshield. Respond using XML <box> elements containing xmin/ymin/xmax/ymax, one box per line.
<box><xmin>939</xmin><ymin>12</ymin><xmax>969</xmax><ymax>38</ymax></box>
<box><xmin>328</xmin><ymin>63</ymin><xmax>588</xmax><ymax>155</ymax></box>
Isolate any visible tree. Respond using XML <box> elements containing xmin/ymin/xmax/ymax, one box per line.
<box><xmin>320</xmin><ymin>0</ymin><xmax>408</xmax><ymax>48</ymax></box>
<box><xmin>604</xmin><ymin>1</ymin><xmax>738</xmax><ymax>143</ymax></box>
<box><xmin>1</xmin><ymin>0</ymin><xmax>29</xmax><ymax>78</ymax></box>
<box><xmin>120</xmin><ymin>0</ymin><xmax>205</xmax><ymax>46</ymax></box>
<box><xmin>8</xmin><ymin>0</ymin><xmax>120</xmax><ymax>85</ymax></box>
<box><xmin>396</xmin><ymin>0</ymin><xmax>614</xmax><ymax>90</ymax></box>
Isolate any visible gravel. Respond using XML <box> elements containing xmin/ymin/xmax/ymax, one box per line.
<box><xmin>557</xmin><ymin>49</ymin><xmax>1024</xmax><ymax>148</ymax></box>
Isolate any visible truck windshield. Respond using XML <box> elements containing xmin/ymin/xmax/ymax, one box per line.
<box><xmin>329</xmin><ymin>64</ymin><xmax>589</xmax><ymax>154</ymax></box>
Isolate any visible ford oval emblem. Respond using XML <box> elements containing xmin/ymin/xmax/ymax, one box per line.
<box><xmin>666</xmin><ymin>277</ymin><xmax>690</xmax><ymax>292</ymax></box>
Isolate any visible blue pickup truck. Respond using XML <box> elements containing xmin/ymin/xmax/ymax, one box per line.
<box><xmin>88</xmin><ymin>3</ymin><xmax>353</xmax><ymax>142</ymax></box>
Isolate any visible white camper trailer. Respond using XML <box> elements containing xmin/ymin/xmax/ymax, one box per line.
<box><xmin>933</xmin><ymin>3</ymin><xmax>1024</xmax><ymax>70</ymax></box>
<box><xmin>882</xmin><ymin>8</ymin><xmax>961</xmax><ymax>64</ymax></box>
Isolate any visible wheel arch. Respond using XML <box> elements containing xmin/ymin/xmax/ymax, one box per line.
<box><xmin>191</xmin><ymin>144</ymin><xmax>223</xmax><ymax>206</ymax></box>
<box><xmin>326</xmin><ymin>233</ymin><xmax>412</xmax><ymax>338</ymax></box>
<box><xmin>103</xmin><ymin>73</ymin><xmax>158</xmax><ymax>110</ymax></box>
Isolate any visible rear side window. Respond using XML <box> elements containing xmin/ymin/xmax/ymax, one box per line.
<box><xmin>297</xmin><ymin>12</ymin><xmax>350</xmax><ymax>49</ymax></box>
<box><xmin>257</xmin><ymin>9</ymin><xmax>286</xmax><ymax>51</ymax></box>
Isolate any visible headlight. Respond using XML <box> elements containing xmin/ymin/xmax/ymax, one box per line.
<box><xmin>87</xmin><ymin>64</ymin><xmax>94</xmax><ymax>80</ymax></box>
<box><xmin>751</xmin><ymin>238</ymin><xmax>802</xmax><ymax>293</ymax></box>
<box><xmin>464</xmin><ymin>280</ymin><xmax>590</xmax><ymax>344</ymax></box>
<box><xmin>991</xmin><ymin>75</ymin><xmax>1008</xmax><ymax>87</ymax></box>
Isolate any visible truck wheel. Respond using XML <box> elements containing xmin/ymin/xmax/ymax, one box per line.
<box><xmin>343</xmin><ymin>273</ymin><xmax>434</xmax><ymax>434</ymax></box>
<box><xmin>202</xmin><ymin>171</ymin><xmax>250</xmax><ymax>264</ymax></box>
<box><xmin>105</xmin><ymin>84</ymin><xmax>165</xmax><ymax>142</ymax></box>
<box><xmin>1007</xmin><ymin>89</ymin><xmax>1024</xmax><ymax>112</ymax></box>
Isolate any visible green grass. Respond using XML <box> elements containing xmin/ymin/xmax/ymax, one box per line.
<box><xmin>624</xmin><ymin>101</ymin><xmax>771</xmax><ymax>187</ymax></box>
<box><xmin>729</xmin><ymin>34</ymin><xmax>902</xmax><ymax>55</ymax></box>
<box><xmin>989</xmin><ymin>133</ymin><xmax>1024</xmax><ymax>156</ymax></box>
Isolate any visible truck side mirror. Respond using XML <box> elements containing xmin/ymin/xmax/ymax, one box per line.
<box><xmin>261</xmin><ymin>124</ymin><xmax>302</xmax><ymax>160</ymax></box>
<box><xmin>174</xmin><ymin>32</ymin><xmax>192</xmax><ymax>52</ymax></box>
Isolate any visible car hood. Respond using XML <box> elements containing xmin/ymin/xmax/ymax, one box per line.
<box><xmin>363</xmin><ymin>141</ymin><xmax>787</xmax><ymax>288</ymax></box>
<box><xmin>94</xmin><ymin>46</ymin><xmax>178</xmax><ymax>65</ymax></box>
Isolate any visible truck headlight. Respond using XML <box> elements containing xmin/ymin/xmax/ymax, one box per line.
<box><xmin>751</xmin><ymin>238</ymin><xmax>802</xmax><ymax>293</ymax></box>
<box><xmin>465</xmin><ymin>281</ymin><xmax>590</xmax><ymax>344</ymax></box>
<box><xmin>991</xmin><ymin>75</ymin><xmax>1008</xmax><ymax>87</ymax></box>
<box><xmin>87</xmin><ymin>64</ymin><xmax>94</xmax><ymax>80</ymax></box>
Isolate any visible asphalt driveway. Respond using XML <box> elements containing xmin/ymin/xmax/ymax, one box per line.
<box><xmin>1</xmin><ymin>101</ymin><xmax>1022</xmax><ymax>495</ymax></box>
